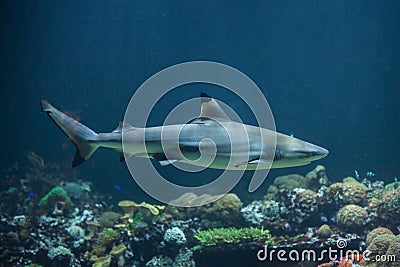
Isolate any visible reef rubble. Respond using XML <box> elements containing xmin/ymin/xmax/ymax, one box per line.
<box><xmin>0</xmin><ymin>157</ymin><xmax>399</xmax><ymax>266</ymax></box>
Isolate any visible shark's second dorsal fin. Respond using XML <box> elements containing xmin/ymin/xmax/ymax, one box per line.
<box><xmin>199</xmin><ymin>93</ymin><xmax>231</xmax><ymax>121</ymax></box>
<box><xmin>112</xmin><ymin>120</ymin><xmax>124</xmax><ymax>133</ymax></box>
<box><xmin>112</xmin><ymin>120</ymin><xmax>135</xmax><ymax>133</ymax></box>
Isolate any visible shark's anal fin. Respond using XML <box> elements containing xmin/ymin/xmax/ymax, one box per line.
<box><xmin>234</xmin><ymin>158</ymin><xmax>271</xmax><ymax>167</ymax></box>
<box><xmin>152</xmin><ymin>153</ymin><xmax>178</xmax><ymax>166</ymax></box>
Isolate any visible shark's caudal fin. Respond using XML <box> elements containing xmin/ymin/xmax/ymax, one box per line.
<box><xmin>40</xmin><ymin>99</ymin><xmax>100</xmax><ymax>167</ymax></box>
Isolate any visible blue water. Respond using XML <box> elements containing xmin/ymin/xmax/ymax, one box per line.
<box><xmin>1</xmin><ymin>1</ymin><xmax>399</xmax><ymax>202</ymax></box>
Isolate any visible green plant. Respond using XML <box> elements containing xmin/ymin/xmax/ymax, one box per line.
<box><xmin>194</xmin><ymin>227</ymin><xmax>272</xmax><ymax>247</ymax></box>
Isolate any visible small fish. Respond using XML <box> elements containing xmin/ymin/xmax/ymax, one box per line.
<box><xmin>366</xmin><ymin>171</ymin><xmax>375</xmax><ymax>177</ymax></box>
<box><xmin>28</xmin><ymin>192</ymin><xmax>36</xmax><ymax>198</ymax></box>
<box><xmin>354</xmin><ymin>170</ymin><xmax>360</xmax><ymax>180</ymax></box>
<box><xmin>115</xmin><ymin>185</ymin><xmax>121</xmax><ymax>191</ymax></box>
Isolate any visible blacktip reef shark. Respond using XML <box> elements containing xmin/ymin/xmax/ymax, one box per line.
<box><xmin>40</xmin><ymin>93</ymin><xmax>328</xmax><ymax>170</ymax></box>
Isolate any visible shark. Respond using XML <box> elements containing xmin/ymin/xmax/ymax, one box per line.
<box><xmin>40</xmin><ymin>93</ymin><xmax>328</xmax><ymax>170</ymax></box>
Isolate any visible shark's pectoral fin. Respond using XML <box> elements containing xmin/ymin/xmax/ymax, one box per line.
<box><xmin>234</xmin><ymin>158</ymin><xmax>272</xmax><ymax>167</ymax></box>
<box><xmin>152</xmin><ymin>153</ymin><xmax>179</xmax><ymax>166</ymax></box>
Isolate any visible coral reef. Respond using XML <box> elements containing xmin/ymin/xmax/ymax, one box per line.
<box><xmin>1</xmin><ymin>160</ymin><xmax>399</xmax><ymax>267</ymax></box>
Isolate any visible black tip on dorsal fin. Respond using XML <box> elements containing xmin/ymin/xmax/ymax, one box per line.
<box><xmin>200</xmin><ymin>92</ymin><xmax>211</xmax><ymax>102</ymax></box>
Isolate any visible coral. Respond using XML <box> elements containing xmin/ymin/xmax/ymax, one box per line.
<box><xmin>38</xmin><ymin>187</ymin><xmax>72</xmax><ymax>214</ymax></box>
<box><xmin>265</xmin><ymin>185</ymin><xmax>278</xmax><ymax>200</ymax></box>
<box><xmin>98</xmin><ymin>211</ymin><xmax>122</xmax><ymax>228</ymax></box>
<box><xmin>166</xmin><ymin>193</ymin><xmax>242</xmax><ymax>227</ymax></box>
<box><xmin>366</xmin><ymin>227</ymin><xmax>394</xmax><ymax>245</ymax></box>
<box><xmin>130</xmin><ymin>211</ymin><xmax>144</xmax><ymax>228</ymax></box>
<box><xmin>202</xmin><ymin>193</ymin><xmax>242</xmax><ymax>225</ymax></box>
<box><xmin>91</xmin><ymin>245</ymin><xmax>107</xmax><ymax>257</ymax></box>
<box><xmin>336</xmin><ymin>204</ymin><xmax>368</xmax><ymax>228</ymax></box>
<box><xmin>118</xmin><ymin>200</ymin><xmax>164</xmax><ymax>221</ymax></box>
<box><xmin>173</xmin><ymin>247</ymin><xmax>195</xmax><ymax>267</ymax></box>
<box><xmin>316</xmin><ymin>224</ymin><xmax>332</xmax><ymax>238</ymax></box>
<box><xmin>145</xmin><ymin>255</ymin><xmax>173</xmax><ymax>267</ymax></box>
<box><xmin>47</xmin><ymin>245</ymin><xmax>72</xmax><ymax>260</ymax></box>
<box><xmin>366</xmin><ymin>197</ymin><xmax>381</xmax><ymax>213</ymax></box>
<box><xmin>305</xmin><ymin>165</ymin><xmax>328</xmax><ymax>188</ymax></box>
<box><xmin>92</xmin><ymin>255</ymin><xmax>111</xmax><ymax>267</ymax></box>
<box><xmin>85</xmin><ymin>221</ymin><xmax>101</xmax><ymax>240</ymax></box>
<box><xmin>322</xmin><ymin>181</ymin><xmax>366</xmax><ymax>205</ymax></box>
<box><xmin>385</xmin><ymin>234</ymin><xmax>400</xmax><ymax>267</ymax></box>
<box><xmin>273</xmin><ymin>174</ymin><xmax>307</xmax><ymax>191</ymax></box>
<box><xmin>341</xmin><ymin>182</ymin><xmax>367</xmax><ymax>204</ymax></box>
<box><xmin>283</xmin><ymin>188</ymin><xmax>318</xmax><ymax>224</ymax></box>
<box><xmin>322</xmin><ymin>182</ymin><xmax>343</xmax><ymax>203</ymax></box>
<box><xmin>97</xmin><ymin>228</ymin><xmax>120</xmax><ymax>247</ymax></box>
<box><xmin>110</xmin><ymin>244</ymin><xmax>126</xmax><ymax>267</ymax></box>
<box><xmin>241</xmin><ymin>200</ymin><xmax>281</xmax><ymax>225</ymax></box>
<box><xmin>66</xmin><ymin>225</ymin><xmax>85</xmax><ymax>240</ymax></box>
<box><xmin>295</xmin><ymin>189</ymin><xmax>318</xmax><ymax>214</ymax></box>
<box><xmin>194</xmin><ymin>227</ymin><xmax>272</xmax><ymax>247</ymax></box>
<box><xmin>61</xmin><ymin>181</ymin><xmax>91</xmax><ymax>199</ymax></box>
<box><xmin>378</xmin><ymin>188</ymin><xmax>400</xmax><ymax>223</ymax></box>
<box><xmin>164</xmin><ymin>227</ymin><xmax>187</xmax><ymax>245</ymax></box>
<box><xmin>367</xmin><ymin>234</ymin><xmax>396</xmax><ymax>263</ymax></box>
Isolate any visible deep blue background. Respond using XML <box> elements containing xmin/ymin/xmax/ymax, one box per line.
<box><xmin>1</xmin><ymin>1</ymin><xmax>399</xmax><ymax>201</ymax></box>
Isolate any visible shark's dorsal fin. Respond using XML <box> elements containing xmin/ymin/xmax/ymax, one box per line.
<box><xmin>199</xmin><ymin>93</ymin><xmax>231</xmax><ymax>121</ymax></box>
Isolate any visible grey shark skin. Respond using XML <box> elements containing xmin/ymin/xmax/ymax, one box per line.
<box><xmin>40</xmin><ymin>94</ymin><xmax>328</xmax><ymax>169</ymax></box>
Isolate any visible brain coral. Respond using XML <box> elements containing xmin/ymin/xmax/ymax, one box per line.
<box><xmin>378</xmin><ymin>188</ymin><xmax>400</xmax><ymax>223</ymax></box>
<box><xmin>366</xmin><ymin>227</ymin><xmax>394</xmax><ymax>245</ymax></box>
<box><xmin>336</xmin><ymin>204</ymin><xmax>368</xmax><ymax>228</ymax></box>
<box><xmin>341</xmin><ymin>182</ymin><xmax>366</xmax><ymax>204</ymax></box>
<box><xmin>385</xmin><ymin>234</ymin><xmax>400</xmax><ymax>267</ymax></box>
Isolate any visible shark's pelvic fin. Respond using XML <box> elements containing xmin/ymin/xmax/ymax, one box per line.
<box><xmin>199</xmin><ymin>92</ymin><xmax>231</xmax><ymax>121</ymax></box>
<box><xmin>41</xmin><ymin>98</ymin><xmax>100</xmax><ymax>167</ymax></box>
